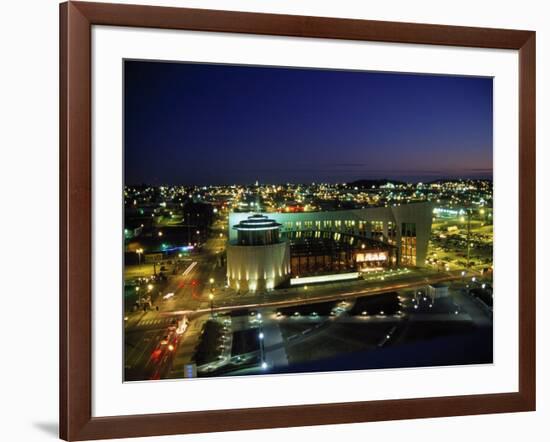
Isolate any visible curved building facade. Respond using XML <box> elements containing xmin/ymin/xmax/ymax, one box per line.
<box><xmin>226</xmin><ymin>215</ymin><xmax>291</xmax><ymax>292</ymax></box>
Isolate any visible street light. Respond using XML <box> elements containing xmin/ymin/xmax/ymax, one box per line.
<box><xmin>259</xmin><ymin>325</ymin><xmax>266</xmax><ymax>370</ymax></box>
<box><xmin>135</xmin><ymin>286</ymin><xmax>142</xmax><ymax>306</ymax></box>
<box><xmin>209</xmin><ymin>292</ymin><xmax>214</xmax><ymax>317</ymax></box>
<box><xmin>136</xmin><ymin>248</ymin><xmax>144</xmax><ymax>265</ymax></box>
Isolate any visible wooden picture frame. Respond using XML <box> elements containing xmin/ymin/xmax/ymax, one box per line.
<box><xmin>60</xmin><ymin>1</ymin><xmax>536</xmax><ymax>440</ymax></box>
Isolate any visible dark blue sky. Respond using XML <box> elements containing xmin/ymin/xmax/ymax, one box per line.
<box><xmin>124</xmin><ymin>60</ymin><xmax>493</xmax><ymax>186</ymax></box>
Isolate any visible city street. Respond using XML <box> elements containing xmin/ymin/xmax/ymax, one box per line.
<box><xmin>124</xmin><ymin>227</ymin><xmax>229</xmax><ymax>380</ymax></box>
<box><xmin>125</xmin><ymin>240</ymin><xmax>491</xmax><ymax>380</ymax></box>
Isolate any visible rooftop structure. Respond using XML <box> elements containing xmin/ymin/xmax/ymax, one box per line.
<box><xmin>233</xmin><ymin>214</ymin><xmax>282</xmax><ymax>246</ymax></box>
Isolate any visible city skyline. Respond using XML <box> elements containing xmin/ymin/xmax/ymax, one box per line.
<box><xmin>124</xmin><ymin>61</ymin><xmax>493</xmax><ymax>186</ymax></box>
<box><xmin>124</xmin><ymin>62</ymin><xmax>494</xmax><ymax>380</ymax></box>
<box><xmin>124</xmin><ymin>176</ymin><xmax>493</xmax><ymax>189</ymax></box>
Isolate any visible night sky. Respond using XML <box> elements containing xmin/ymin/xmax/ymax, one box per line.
<box><xmin>124</xmin><ymin>60</ymin><xmax>493</xmax><ymax>186</ymax></box>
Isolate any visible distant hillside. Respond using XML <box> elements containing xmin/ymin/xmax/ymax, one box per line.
<box><xmin>347</xmin><ymin>179</ymin><xmax>407</xmax><ymax>188</ymax></box>
<box><xmin>425</xmin><ymin>178</ymin><xmax>493</xmax><ymax>185</ymax></box>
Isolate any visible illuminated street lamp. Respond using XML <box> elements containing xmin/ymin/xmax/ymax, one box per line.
<box><xmin>259</xmin><ymin>325</ymin><xmax>266</xmax><ymax>370</ymax></box>
<box><xmin>209</xmin><ymin>277</ymin><xmax>215</xmax><ymax>303</ymax></box>
<box><xmin>135</xmin><ymin>286</ymin><xmax>142</xmax><ymax>306</ymax></box>
<box><xmin>209</xmin><ymin>292</ymin><xmax>214</xmax><ymax>317</ymax></box>
<box><xmin>136</xmin><ymin>247</ymin><xmax>144</xmax><ymax>265</ymax></box>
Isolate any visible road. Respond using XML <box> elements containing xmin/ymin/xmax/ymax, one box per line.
<box><xmin>166</xmin><ymin>268</ymin><xmax>471</xmax><ymax>316</ymax></box>
<box><xmin>124</xmin><ymin>231</ymin><xmax>227</xmax><ymax>380</ymax></box>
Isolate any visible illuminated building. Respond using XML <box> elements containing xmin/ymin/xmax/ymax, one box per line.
<box><xmin>228</xmin><ymin>202</ymin><xmax>433</xmax><ymax>274</ymax></box>
<box><xmin>226</xmin><ymin>215</ymin><xmax>291</xmax><ymax>292</ymax></box>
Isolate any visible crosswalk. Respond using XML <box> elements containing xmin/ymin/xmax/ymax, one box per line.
<box><xmin>137</xmin><ymin>317</ymin><xmax>173</xmax><ymax>327</ymax></box>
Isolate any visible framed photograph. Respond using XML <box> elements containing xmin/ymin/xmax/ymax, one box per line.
<box><xmin>60</xmin><ymin>1</ymin><xmax>536</xmax><ymax>440</ymax></box>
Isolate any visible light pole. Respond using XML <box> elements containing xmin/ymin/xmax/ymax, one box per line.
<box><xmin>209</xmin><ymin>278</ymin><xmax>215</xmax><ymax>316</ymax></box>
<box><xmin>466</xmin><ymin>208</ymin><xmax>472</xmax><ymax>268</ymax></box>
<box><xmin>259</xmin><ymin>328</ymin><xmax>266</xmax><ymax>370</ymax></box>
<box><xmin>146</xmin><ymin>283</ymin><xmax>154</xmax><ymax>309</ymax></box>
<box><xmin>135</xmin><ymin>286</ymin><xmax>141</xmax><ymax>307</ymax></box>
<box><xmin>136</xmin><ymin>248</ymin><xmax>143</xmax><ymax>265</ymax></box>
<box><xmin>209</xmin><ymin>277</ymin><xmax>215</xmax><ymax>296</ymax></box>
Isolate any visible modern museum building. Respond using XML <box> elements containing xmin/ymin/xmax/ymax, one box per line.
<box><xmin>226</xmin><ymin>202</ymin><xmax>433</xmax><ymax>292</ymax></box>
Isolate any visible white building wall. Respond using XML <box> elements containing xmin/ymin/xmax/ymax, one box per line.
<box><xmin>226</xmin><ymin>241</ymin><xmax>291</xmax><ymax>292</ymax></box>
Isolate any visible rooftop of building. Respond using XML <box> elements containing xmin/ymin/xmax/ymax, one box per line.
<box><xmin>233</xmin><ymin>214</ymin><xmax>282</xmax><ymax>231</ymax></box>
